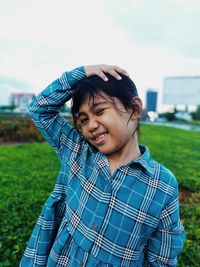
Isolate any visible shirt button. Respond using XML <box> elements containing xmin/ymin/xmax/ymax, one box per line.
<box><xmin>80</xmin><ymin>260</ymin><xmax>84</xmax><ymax>266</ymax></box>
<box><xmin>92</xmin><ymin>224</ymin><xmax>97</xmax><ymax>231</ymax></box>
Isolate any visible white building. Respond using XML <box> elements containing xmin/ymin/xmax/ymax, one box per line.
<box><xmin>9</xmin><ymin>93</ymin><xmax>35</xmax><ymax>112</ymax></box>
<box><xmin>163</xmin><ymin>76</ymin><xmax>200</xmax><ymax>106</ymax></box>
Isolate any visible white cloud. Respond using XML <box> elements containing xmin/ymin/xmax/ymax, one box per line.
<box><xmin>103</xmin><ymin>0</ymin><xmax>200</xmax><ymax>58</ymax></box>
<box><xmin>0</xmin><ymin>0</ymin><xmax>199</xmax><ymax>111</ymax></box>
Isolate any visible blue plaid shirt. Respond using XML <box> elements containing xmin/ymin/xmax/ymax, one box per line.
<box><xmin>20</xmin><ymin>67</ymin><xmax>185</xmax><ymax>267</ymax></box>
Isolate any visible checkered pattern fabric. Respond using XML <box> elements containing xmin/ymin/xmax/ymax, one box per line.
<box><xmin>20</xmin><ymin>67</ymin><xmax>185</xmax><ymax>266</ymax></box>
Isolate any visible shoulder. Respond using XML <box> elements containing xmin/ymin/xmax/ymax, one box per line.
<box><xmin>157</xmin><ymin>162</ymin><xmax>178</xmax><ymax>188</ymax></box>
<box><xmin>139</xmin><ymin>145</ymin><xmax>177</xmax><ymax>186</ymax></box>
<box><xmin>151</xmin><ymin>158</ymin><xmax>179</xmax><ymax>205</ymax></box>
<box><xmin>141</xmin><ymin>145</ymin><xmax>177</xmax><ymax>187</ymax></box>
<box><xmin>145</xmin><ymin>157</ymin><xmax>179</xmax><ymax>211</ymax></box>
<box><xmin>140</xmin><ymin>145</ymin><xmax>179</xmax><ymax>200</ymax></box>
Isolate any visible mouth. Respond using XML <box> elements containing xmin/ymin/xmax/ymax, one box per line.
<box><xmin>92</xmin><ymin>133</ymin><xmax>108</xmax><ymax>145</ymax></box>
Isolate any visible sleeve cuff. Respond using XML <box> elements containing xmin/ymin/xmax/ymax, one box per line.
<box><xmin>59</xmin><ymin>66</ymin><xmax>86</xmax><ymax>89</ymax></box>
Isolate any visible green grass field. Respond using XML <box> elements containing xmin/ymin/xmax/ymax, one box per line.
<box><xmin>0</xmin><ymin>124</ymin><xmax>199</xmax><ymax>266</ymax></box>
<box><xmin>140</xmin><ymin>124</ymin><xmax>200</xmax><ymax>192</ymax></box>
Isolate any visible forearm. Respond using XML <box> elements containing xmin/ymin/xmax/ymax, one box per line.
<box><xmin>28</xmin><ymin>66</ymin><xmax>85</xmax><ymax>156</ymax></box>
<box><xmin>28</xmin><ymin>66</ymin><xmax>85</xmax><ymax>118</ymax></box>
<box><xmin>27</xmin><ymin>64</ymin><xmax>128</xmax><ymax>155</ymax></box>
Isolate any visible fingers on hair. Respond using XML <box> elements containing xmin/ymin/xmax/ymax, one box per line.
<box><xmin>97</xmin><ymin>69</ymin><xmax>108</xmax><ymax>81</ymax></box>
<box><xmin>109</xmin><ymin>69</ymin><xmax>122</xmax><ymax>80</ymax></box>
<box><xmin>112</xmin><ymin>65</ymin><xmax>129</xmax><ymax>77</ymax></box>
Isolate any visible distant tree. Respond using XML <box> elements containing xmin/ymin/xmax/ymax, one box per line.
<box><xmin>165</xmin><ymin>112</ymin><xmax>176</xmax><ymax>121</ymax></box>
<box><xmin>0</xmin><ymin>105</ymin><xmax>16</xmax><ymax>112</ymax></box>
<box><xmin>191</xmin><ymin>105</ymin><xmax>200</xmax><ymax>120</ymax></box>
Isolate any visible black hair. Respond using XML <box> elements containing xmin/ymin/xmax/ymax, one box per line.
<box><xmin>71</xmin><ymin>74</ymin><xmax>141</xmax><ymax>131</ymax></box>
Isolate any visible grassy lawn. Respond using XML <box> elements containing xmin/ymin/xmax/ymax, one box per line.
<box><xmin>0</xmin><ymin>143</ymin><xmax>59</xmax><ymax>266</ymax></box>
<box><xmin>140</xmin><ymin>124</ymin><xmax>200</xmax><ymax>192</ymax></box>
<box><xmin>0</xmin><ymin>124</ymin><xmax>199</xmax><ymax>266</ymax></box>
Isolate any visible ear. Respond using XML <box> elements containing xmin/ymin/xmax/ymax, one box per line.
<box><xmin>131</xmin><ymin>97</ymin><xmax>143</xmax><ymax>120</ymax></box>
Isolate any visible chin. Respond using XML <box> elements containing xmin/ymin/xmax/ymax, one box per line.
<box><xmin>89</xmin><ymin>142</ymin><xmax>117</xmax><ymax>155</ymax></box>
<box><xmin>98</xmin><ymin>147</ymin><xmax>116</xmax><ymax>155</ymax></box>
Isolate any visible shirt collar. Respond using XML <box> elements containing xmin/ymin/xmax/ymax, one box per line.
<box><xmin>130</xmin><ymin>145</ymin><xmax>156</xmax><ymax>178</ymax></box>
<box><xmin>87</xmin><ymin>142</ymin><xmax>156</xmax><ymax>178</ymax></box>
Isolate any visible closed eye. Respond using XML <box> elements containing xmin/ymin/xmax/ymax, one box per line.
<box><xmin>79</xmin><ymin>117</ymin><xmax>88</xmax><ymax>125</ymax></box>
<box><xmin>95</xmin><ymin>108</ymin><xmax>107</xmax><ymax>115</ymax></box>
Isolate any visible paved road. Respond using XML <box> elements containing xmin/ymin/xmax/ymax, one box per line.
<box><xmin>142</xmin><ymin>121</ymin><xmax>200</xmax><ymax>132</ymax></box>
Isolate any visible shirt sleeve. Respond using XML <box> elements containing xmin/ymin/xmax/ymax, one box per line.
<box><xmin>146</xmin><ymin>184</ymin><xmax>186</xmax><ymax>266</ymax></box>
<box><xmin>28</xmin><ymin>66</ymin><xmax>86</xmax><ymax>159</ymax></box>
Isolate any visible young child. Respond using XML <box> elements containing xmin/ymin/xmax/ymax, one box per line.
<box><xmin>20</xmin><ymin>64</ymin><xmax>185</xmax><ymax>267</ymax></box>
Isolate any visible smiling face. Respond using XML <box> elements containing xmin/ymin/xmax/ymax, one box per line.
<box><xmin>76</xmin><ymin>92</ymin><xmax>140</xmax><ymax>158</ymax></box>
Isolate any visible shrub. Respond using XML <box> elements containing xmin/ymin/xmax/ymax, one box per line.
<box><xmin>0</xmin><ymin>118</ymin><xmax>44</xmax><ymax>143</ymax></box>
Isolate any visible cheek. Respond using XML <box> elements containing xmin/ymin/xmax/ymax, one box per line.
<box><xmin>81</xmin><ymin>128</ymin><xmax>88</xmax><ymax>138</ymax></box>
<box><xmin>81</xmin><ymin>127</ymin><xmax>93</xmax><ymax>142</ymax></box>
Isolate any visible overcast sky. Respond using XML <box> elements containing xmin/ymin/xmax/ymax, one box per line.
<box><xmin>0</xmin><ymin>0</ymin><xmax>200</xmax><ymax>111</ymax></box>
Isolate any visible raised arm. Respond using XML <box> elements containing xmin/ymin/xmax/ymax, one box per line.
<box><xmin>28</xmin><ymin>66</ymin><xmax>86</xmax><ymax>158</ymax></box>
<box><xmin>29</xmin><ymin>64</ymin><xmax>128</xmax><ymax>159</ymax></box>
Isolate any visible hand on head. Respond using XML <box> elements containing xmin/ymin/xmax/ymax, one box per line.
<box><xmin>84</xmin><ymin>64</ymin><xmax>129</xmax><ymax>82</ymax></box>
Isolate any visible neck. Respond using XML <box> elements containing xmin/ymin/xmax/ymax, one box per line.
<box><xmin>108</xmin><ymin>137</ymin><xmax>141</xmax><ymax>175</ymax></box>
<box><xmin>109</xmin><ymin>143</ymin><xmax>141</xmax><ymax>164</ymax></box>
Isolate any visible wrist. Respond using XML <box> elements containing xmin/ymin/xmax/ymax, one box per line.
<box><xmin>84</xmin><ymin>66</ymin><xmax>92</xmax><ymax>77</ymax></box>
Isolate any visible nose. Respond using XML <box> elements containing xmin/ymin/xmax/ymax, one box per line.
<box><xmin>88</xmin><ymin>118</ymin><xmax>99</xmax><ymax>132</ymax></box>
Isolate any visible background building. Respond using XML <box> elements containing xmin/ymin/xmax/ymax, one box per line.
<box><xmin>145</xmin><ymin>90</ymin><xmax>158</xmax><ymax>121</ymax></box>
<box><xmin>146</xmin><ymin>90</ymin><xmax>158</xmax><ymax>112</ymax></box>
<box><xmin>162</xmin><ymin>76</ymin><xmax>200</xmax><ymax>120</ymax></box>
<box><xmin>9</xmin><ymin>93</ymin><xmax>35</xmax><ymax>112</ymax></box>
<box><xmin>163</xmin><ymin>76</ymin><xmax>200</xmax><ymax>107</ymax></box>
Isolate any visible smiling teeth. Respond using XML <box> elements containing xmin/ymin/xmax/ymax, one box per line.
<box><xmin>95</xmin><ymin>134</ymin><xmax>106</xmax><ymax>141</ymax></box>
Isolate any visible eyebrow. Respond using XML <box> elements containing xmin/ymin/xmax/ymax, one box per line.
<box><xmin>77</xmin><ymin>101</ymin><xmax>108</xmax><ymax>117</ymax></box>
